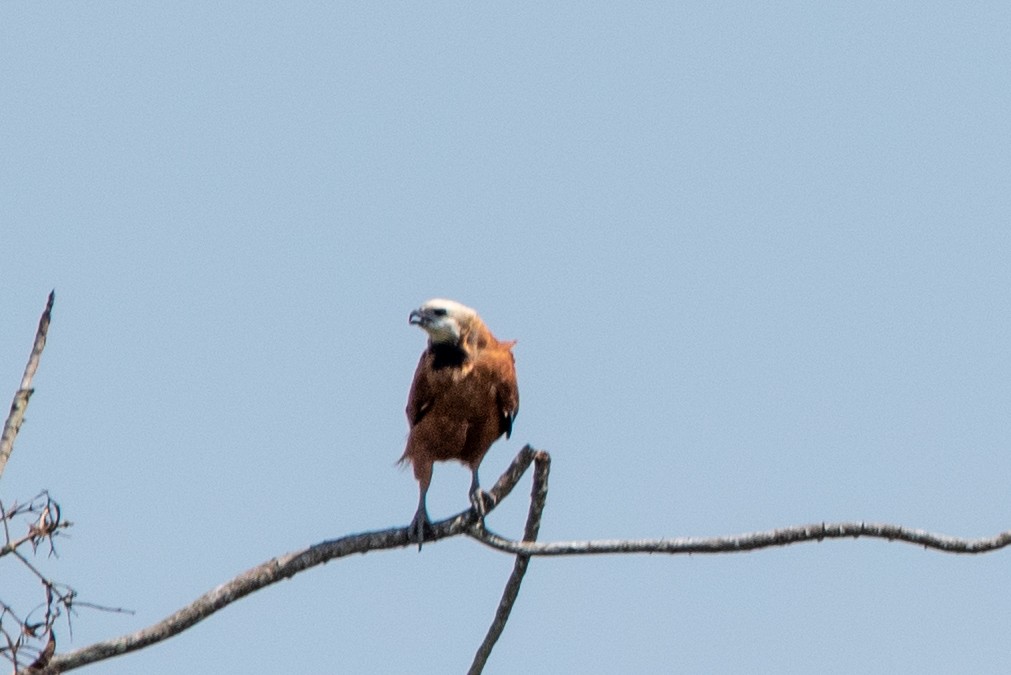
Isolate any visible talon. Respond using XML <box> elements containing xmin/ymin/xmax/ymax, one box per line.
<box><xmin>469</xmin><ymin>488</ymin><xmax>494</xmax><ymax>520</ymax></box>
<box><xmin>408</xmin><ymin>508</ymin><xmax>432</xmax><ymax>550</ymax></box>
<box><xmin>468</xmin><ymin>467</ymin><xmax>494</xmax><ymax>523</ymax></box>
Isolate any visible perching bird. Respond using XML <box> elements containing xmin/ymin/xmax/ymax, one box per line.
<box><xmin>400</xmin><ymin>299</ymin><xmax>519</xmax><ymax>546</ymax></box>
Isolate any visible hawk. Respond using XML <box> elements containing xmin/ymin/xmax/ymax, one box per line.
<box><xmin>400</xmin><ymin>299</ymin><xmax>519</xmax><ymax>546</ymax></box>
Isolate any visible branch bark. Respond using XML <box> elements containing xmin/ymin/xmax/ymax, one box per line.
<box><xmin>24</xmin><ymin>446</ymin><xmax>544</xmax><ymax>675</ymax></box>
<box><xmin>468</xmin><ymin>449</ymin><xmax>550</xmax><ymax>675</ymax></box>
<box><xmin>0</xmin><ymin>291</ymin><xmax>54</xmax><ymax>481</ymax></box>
<box><xmin>467</xmin><ymin>520</ymin><xmax>1011</xmax><ymax>556</ymax></box>
<box><xmin>13</xmin><ymin>439</ymin><xmax>1011</xmax><ymax>674</ymax></box>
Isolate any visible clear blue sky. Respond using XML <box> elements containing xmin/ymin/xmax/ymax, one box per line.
<box><xmin>4</xmin><ymin>3</ymin><xmax>1011</xmax><ymax>673</ymax></box>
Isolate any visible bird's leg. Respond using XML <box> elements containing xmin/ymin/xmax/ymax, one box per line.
<box><xmin>468</xmin><ymin>467</ymin><xmax>493</xmax><ymax>524</ymax></box>
<box><xmin>408</xmin><ymin>486</ymin><xmax>432</xmax><ymax>550</ymax></box>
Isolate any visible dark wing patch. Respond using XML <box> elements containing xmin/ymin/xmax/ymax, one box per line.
<box><xmin>502</xmin><ymin>410</ymin><xmax>516</xmax><ymax>438</ymax></box>
<box><xmin>495</xmin><ymin>353</ymin><xmax>519</xmax><ymax>439</ymax></box>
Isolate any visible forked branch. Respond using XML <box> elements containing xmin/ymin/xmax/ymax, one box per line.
<box><xmin>24</xmin><ymin>447</ymin><xmax>545</xmax><ymax>675</ymax></box>
<box><xmin>26</xmin><ymin>440</ymin><xmax>1011</xmax><ymax>674</ymax></box>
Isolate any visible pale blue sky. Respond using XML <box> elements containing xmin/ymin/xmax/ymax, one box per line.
<box><xmin>4</xmin><ymin>3</ymin><xmax>1011</xmax><ymax>673</ymax></box>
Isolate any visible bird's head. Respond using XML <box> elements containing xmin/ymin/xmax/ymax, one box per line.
<box><xmin>409</xmin><ymin>298</ymin><xmax>479</xmax><ymax>345</ymax></box>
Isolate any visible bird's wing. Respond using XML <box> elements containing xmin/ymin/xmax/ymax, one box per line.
<box><xmin>493</xmin><ymin>349</ymin><xmax>519</xmax><ymax>438</ymax></box>
<box><xmin>406</xmin><ymin>351</ymin><xmax>436</xmax><ymax>427</ymax></box>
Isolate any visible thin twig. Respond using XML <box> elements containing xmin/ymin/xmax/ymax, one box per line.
<box><xmin>0</xmin><ymin>525</ymin><xmax>70</xmax><ymax>560</ymax></box>
<box><xmin>468</xmin><ymin>449</ymin><xmax>550</xmax><ymax>675</ymax></box>
<box><xmin>1</xmin><ymin>498</ymin><xmax>12</xmax><ymax>546</ymax></box>
<box><xmin>0</xmin><ymin>493</ymin><xmax>70</xmax><ymax>560</ymax></box>
<box><xmin>0</xmin><ymin>291</ymin><xmax>55</xmax><ymax>481</ymax></box>
<box><xmin>467</xmin><ymin>520</ymin><xmax>1011</xmax><ymax>556</ymax></box>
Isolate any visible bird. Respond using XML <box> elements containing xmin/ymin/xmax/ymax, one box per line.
<box><xmin>400</xmin><ymin>299</ymin><xmax>519</xmax><ymax>547</ymax></box>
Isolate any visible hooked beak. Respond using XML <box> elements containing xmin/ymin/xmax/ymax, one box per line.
<box><xmin>409</xmin><ymin>309</ymin><xmax>426</xmax><ymax>326</ymax></box>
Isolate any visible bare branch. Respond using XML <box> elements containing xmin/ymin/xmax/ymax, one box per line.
<box><xmin>0</xmin><ymin>489</ymin><xmax>72</xmax><ymax>670</ymax></box>
<box><xmin>23</xmin><ymin>447</ymin><xmax>543</xmax><ymax>674</ymax></box>
<box><xmin>469</xmin><ymin>449</ymin><xmax>550</xmax><ymax>675</ymax></box>
<box><xmin>4</xmin><ymin>434</ymin><xmax>1011</xmax><ymax>674</ymax></box>
<box><xmin>468</xmin><ymin>520</ymin><xmax>1011</xmax><ymax>557</ymax></box>
<box><xmin>0</xmin><ymin>494</ymin><xmax>70</xmax><ymax>561</ymax></box>
<box><xmin>0</xmin><ymin>291</ymin><xmax>55</xmax><ymax>481</ymax></box>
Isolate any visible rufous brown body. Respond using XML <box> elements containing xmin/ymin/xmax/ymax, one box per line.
<box><xmin>401</xmin><ymin>299</ymin><xmax>519</xmax><ymax>546</ymax></box>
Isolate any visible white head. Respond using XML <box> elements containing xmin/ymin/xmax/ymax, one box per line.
<box><xmin>409</xmin><ymin>298</ymin><xmax>478</xmax><ymax>345</ymax></box>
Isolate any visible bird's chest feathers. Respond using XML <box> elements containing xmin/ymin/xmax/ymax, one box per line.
<box><xmin>427</xmin><ymin>345</ymin><xmax>496</xmax><ymax>399</ymax></box>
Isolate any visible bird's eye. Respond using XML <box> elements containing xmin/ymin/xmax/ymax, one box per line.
<box><xmin>432</xmin><ymin>308</ymin><xmax>448</xmax><ymax>317</ymax></box>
